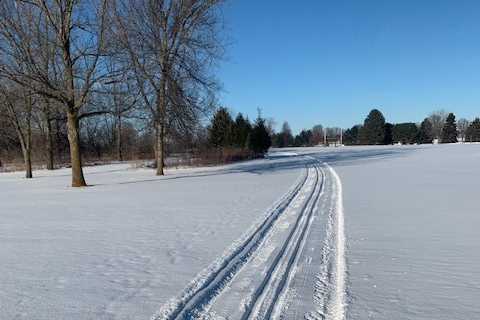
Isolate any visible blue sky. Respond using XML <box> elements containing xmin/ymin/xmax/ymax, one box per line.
<box><xmin>218</xmin><ymin>0</ymin><xmax>480</xmax><ymax>134</ymax></box>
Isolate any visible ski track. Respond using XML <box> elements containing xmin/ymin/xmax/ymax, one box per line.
<box><xmin>153</xmin><ymin>155</ymin><xmax>348</xmax><ymax>320</ymax></box>
<box><xmin>242</xmin><ymin>163</ymin><xmax>323</xmax><ymax>320</ymax></box>
<box><xmin>307</xmin><ymin>164</ymin><xmax>347</xmax><ymax>320</ymax></box>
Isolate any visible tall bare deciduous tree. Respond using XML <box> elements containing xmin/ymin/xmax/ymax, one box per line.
<box><xmin>114</xmin><ymin>0</ymin><xmax>226</xmax><ymax>175</ymax></box>
<box><xmin>0</xmin><ymin>83</ymin><xmax>34</xmax><ymax>178</ymax></box>
<box><xmin>309</xmin><ymin>124</ymin><xmax>324</xmax><ymax>146</ymax></box>
<box><xmin>32</xmin><ymin>96</ymin><xmax>57</xmax><ymax>170</ymax></box>
<box><xmin>101</xmin><ymin>61</ymin><xmax>140</xmax><ymax>161</ymax></box>
<box><xmin>457</xmin><ymin>118</ymin><xmax>470</xmax><ymax>142</ymax></box>
<box><xmin>428</xmin><ymin>109</ymin><xmax>449</xmax><ymax>141</ymax></box>
<box><xmin>0</xmin><ymin>0</ymin><xmax>115</xmax><ymax>186</ymax></box>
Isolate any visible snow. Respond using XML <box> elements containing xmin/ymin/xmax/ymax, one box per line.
<box><xmin>0</xmin><ymin>156</ymin><xmax>301</xmax><ymax>320</ymax></box>
<box><xmin>329</xmin><ymin>144</ymin><xmax>480</xmax><ymax>320</ymax></box>
<box><xmin>2</xmin><ymin>144</ymin><xmax>479</xmax><ymax>320</ymax></box>
<box><xmin>295</xmin><ymin>144</ymin><xmax>480</xmax><ymax>320</ymax></box>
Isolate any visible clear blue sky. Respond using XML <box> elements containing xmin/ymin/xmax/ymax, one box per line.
<box><xmin>218</xmin><ymin>0</ymin><xmax>480</xmax><ymax>134</ymax></box>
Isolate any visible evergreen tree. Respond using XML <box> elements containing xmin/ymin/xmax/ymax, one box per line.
<box><xmin>359</xmin><ymin>109</ymin><xmax>386</xmax><ymax>144</ymax></box>
<box><xmin>209</xmin><ymin>107</ymin><xmax>234</xmax><ymax>147</ymax></box>
<box><xmin>343</xmin><ymin>125</ymin><xmax>360</xmax><ymax>145</ymax></box>
<box><xmin>418</xmin><ymin>118</ymin><xmax>433</xmax><ymax>144</ymax></box>
<box><xmin>391</xmin><ymin>123</ymin><xmax>419</xmax><ymax>144</ymax></box>
<box><xmin>273</xmin><ymin>121</ymin><xmax>295</xmax><ymax>148</ymax></box>
<box><xmin>465</xmin><ymin>118</ymin><xmax>480</xmax><ymax>142</ymax></box>
<box><xmin>441</xmin><ymin>113</ymin><xmax>457</xmax><ymax>143</ymax></box>
<box><xmin>232</xmin><ymin>113</ymin><xmax>252</xmax><ymax>148</ymax></box>
<box><xmin>250</xmin><ymin>112</ymin><xmax>272</xmax><ymax>157</ymax></box>
<box><xmin>384</xmin><ymin>122</ymin><xmax>393</xmax><ymax>145</ymax></box>
<box><xmin>271</xmin><ymin>133</ymin><xmax>281</xmax><ymax>148</ymax></box>
<box><xmin>295</xmin><ymin>129</ymin><xmax>312</xmax><ymax>146</ymax></box>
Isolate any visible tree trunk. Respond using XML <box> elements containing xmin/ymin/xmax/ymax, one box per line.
<box><xmin>115</xmin><ymin>113</ymin><xmax>122</xmax><ymax>161</ymax></box>
<box><xmin>25</xmin><ymin>98</ymin><xmax>32</xmax><ymax>178</ymax></box>
<box><xmin>23</xmin><ymin>144</ymin><xmax>32</xmax><ymax>179</ymax></box>
<box><xmin>6</xmin><ymin>95</ymin><xmax>32</xmax><ymax>178</ymax></box>
<box><xmin>155</xmin><ymin>83</ymin><xmax>166</xmax><ymax>176</ymax></box>
<box><xmin>63</xmin><ymin>22</ymin><xmax>86</xmax><ymax>187</ymax></box>
<box><xmin>54</xmin><ymin>111</ymin><xmax>63</xmax><ymax>164</ymax></box>
<box><xmin>156</xmin><ymin>121</ymin><xmax>164</xmax><ymax>175</ymax></box>
<box><xmin>18</xmin><ymin>116</ymin><xmax>32</xmax><ymax>178</ymax></box>
<box><xmin>66</xmin><ymin>110</ymin><xmax>86</xmax><ymax>187</ymax></box>
<box><xmin>43</xmin><ymin>110</ymin><xmax>54</xmax><ymax>170</ymax></box>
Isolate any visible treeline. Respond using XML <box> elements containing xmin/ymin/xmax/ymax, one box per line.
<box><xmin>207</xmin><ymin>108</ymin><xmax>271</xmax><ymax>161</ymax></box>
<box><xmin>269</xmin><ymin>123</ymin><xmax>344</xmax><ymax>148</ymax></box>
<box><xmin>270</xmin><ymin>108</ymin><xmax>480</xmax><ymax>148</ymax></box>
<box><xmin>0</xmin><ymin>103</ymin><xmax>274</xmax><ymax>173</ymax></box>
<box><xmin>342</xmin><ymin>109</ymin><xmax>480</xmax><ymax>145</ymax></box>
<box><xmin>0</xmin><ymin>110</ymin><xmax>164</xmax><ymax>170</ymax></box>
<box><xmin>0</xmin><ymin>0</ymin><xmax>229</xmax><ymax>186</ymax></box>
<box><xmin>272</xmin><ymin>123</ymin><xmax>324</xmax><ymax>148</ymax></box>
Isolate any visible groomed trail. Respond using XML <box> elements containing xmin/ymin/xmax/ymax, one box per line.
<box><xmin>153</xmin><ymin>154</ymin><xmax>347</xmax><ymax>320</ymax></box>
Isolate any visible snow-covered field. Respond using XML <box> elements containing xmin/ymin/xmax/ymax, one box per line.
<box><xmin>329</xmin><ymin>145</ymin><xmax>480</xmax><ymax>320</ymax></box>
<box><xmin>1</xmin><ymin>145</ymin><xmax>479</xmax><ymax>319</ymax></box>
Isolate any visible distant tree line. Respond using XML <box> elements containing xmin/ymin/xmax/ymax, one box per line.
<box><xmin>209</xmin><ymin>108</ymin><xmax>480</xmax><ymax>159</ymax></box>
<box><xmin>342</xmin><ymin>109</ymin><xmax>480</xmax><ymax>146</ymax></box>
<box><xmin>207</xmin><ymin>107</ymin><xmax>271</xmax><ymax>161</ymax></box>
<box><xmin>269</xmin><ymin>108</ymin><xmax>480</xmax><ymax>148</ymax></box>
<box><xmin>269</xmin><ymin>123</ymin><xmax>344</xmax><ymax>148</ymax></box>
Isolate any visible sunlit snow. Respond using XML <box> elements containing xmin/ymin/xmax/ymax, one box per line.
<box><xmin>1</xmin><ymin>144</ymin><xmax>479</xmax><ymax>320</ymax></box>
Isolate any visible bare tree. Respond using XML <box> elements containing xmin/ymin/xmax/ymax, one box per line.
<box><xmin>325</xmin><ymin>127</ymin><xmax>343</xmax><ymax>146</ymax></box>
<box><xmin>457</xmin><ymin>118</ymin><xmax>470</xmax><ymax>142</ymax></box>
<box><xmin>0</xmin><ymin>96</ymin><xmax>19</xmax><ymax>167</ymax></box>
<box><xmin>31</xmin><ymin>96</ymin><xmax>58</xmax><ymax>170</ymax></box>
<box><xmin>265</xmin><ymin>117</ymin><xmax>277</xmax><ymax>137</ymax></box>
<box><xmin>428</xmin><ymin>109</ymin><xmax>449</xmax><ymax>141</ymax></box>
<box><xmin>0</xmin><ymin>0</ymin><xmax>116</xmax><ymax>186</ymax></box>
<box><xmin>0</xmin><ymin>82</ymin><xmax>34</xmax><ymax>178</ymax></box>
<box><xmin>309</xmin><ymin>124</ymin><xmax>324</xmax><ymax>146</ymax></box>
<box><xmin>114</xmin><ymin>0</ymin><xmax>227</xmax><ymax>175</ymax></box>
<box><xmin>111</xmin><ymin>83</ymin><xmax>139</xmax><ymax>161</ymax></box>
<box><xmin>86</xmin><ymin>64</ymin><xmax>140</xmax><ymax>161</ymax></box>
<box><xmin>281</xmin><ymin>122</ymin><xmax>293</xmax><ymax>136</ymax></box>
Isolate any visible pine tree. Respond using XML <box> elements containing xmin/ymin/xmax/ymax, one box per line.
<box><xmin>273</xmin><ymin>121</ymin><xmax>295</xmax><ymax>148</ymax></box>
<box><xmin>465</xmin><ymin>118</ymin><xmax>480</xmax><ymax>142</ymax></box>
<box><xmin>441</xmin><ymin>113</ymin><xmax>457</xmax><ymax>143</ymax></box>
<box><xmin>295</xmin><ymin>129</ymin><xmax>312</xmax><ymax>146</ymax></box>
<box><xmin>343</xmin><ymin>125</ymin><xmax>360</xmax><ymax>145</ymax></box>
<box><xmin>249</xmin><ymin>112</ymin><xmax>272</xmax><ymax>157</ymax></box>
<box><xmin>418</xmin><ymin>118</ymin><xmax>433</xmax><ymax>144</ymax></box>
<box><xmin>232</xmin><ymin>113</ymin><xmax>252</xmax><ymax>148</ymax></box>
<box><xmin>209</xmin><ymin>107</ymin><xmax>234</xmax><ymax>147</ymax></box>
<box><xmin>384</xmin><ymin>123</ymin><xmax>393</xmax><ymax>145</ymax></box>
<box><xmin>359</xmin><ymin>109</ymin><xmax>386</xmax><ymax>144</ymax></box>
<box><xmin>391</xmin><ymin>123</ymin><xmax>419</xmax><ymax>144</ymax></box>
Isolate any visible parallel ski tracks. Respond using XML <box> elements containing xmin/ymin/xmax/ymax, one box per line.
<box><xmin>154</xmin><ymin>157</ymin><xmax>312</xmax><ymax>320</ymax></box>
<box><xmin>154</xmin><ymin>155</ymin><xmax>347</xmax><ymax>320</ymax></box>
<box><xmin>241</xmin><ymin>162</ymin><xmax>324</xmax><ymax>320</ymax></box>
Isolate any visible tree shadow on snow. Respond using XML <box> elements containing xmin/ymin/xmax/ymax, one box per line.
<box><xmin>84</xmin><ymin>146</ymin><xmax>425</xmax><ymax>187</ymax></box>
<box><xmin>117</xmin><ymin>154</ymin><xmax>308</xmax><ymax>186</ymax></box>
<box><xmin>274</xmin><ymin>145</ymin><xmax>426</xmax><ymax>167</ymax></box>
